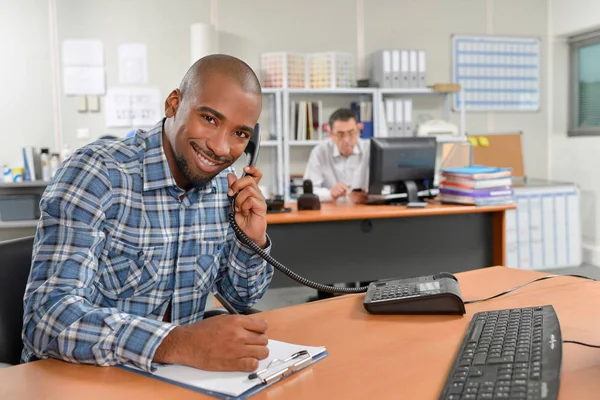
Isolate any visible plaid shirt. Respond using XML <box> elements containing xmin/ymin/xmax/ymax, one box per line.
<box><xmin>21</xmin><ymin>120</ymin><xmax>274</xmax><ymax>372</ymax></box>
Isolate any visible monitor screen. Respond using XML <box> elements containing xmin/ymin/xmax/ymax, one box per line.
<box><xmin>368</xmin><ymin>137</ymin><xmax>437</xmax><ymax>196</ymax></box>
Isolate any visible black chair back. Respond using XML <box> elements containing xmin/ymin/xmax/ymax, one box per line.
<box><xmin>0</xmin><ymin>236</ymin><xmax>34</xmax><ymax>365</ymax></box>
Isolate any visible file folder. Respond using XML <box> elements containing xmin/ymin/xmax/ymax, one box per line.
<box><xmin>392</xmin><ymin>50</ymin><xmax>401</xmax><ymax>88</ymax></box>
<box><xmin>418</xmin><ymin>50</ymin><xmax>426</xmax><ymax>88</ymax></box>
<box><xmin>394</xmin><ymin>99</ymin><xmax>404</xmax><ymax>137</ymax></box>
<box><xmin>378</xmin><ymin>100</ymin><xmax>389</xmax><ymax>137</ymax></box>
<box><xmin>385</xmin><ymin>99</ymin><xmax>395</xmax><ymax>137</ymax></box>
<box><xmin>370</xmin><ymin>50</ymin><xmax>392</xmax><ymax>88</ymax></box>
<box><xmin>401</xmin><ymin>50</ymin><xmax>410</xmax><ymax>88</ymax></box>
<box><xmin>409</xmin><ymin>50</ymin><xmax>418</xmax><ymax>88</ymax></box>
<box><xmin>403</xmin><ymin>99</ymin><xmax>413</xmax><ymax>136</ymax></box>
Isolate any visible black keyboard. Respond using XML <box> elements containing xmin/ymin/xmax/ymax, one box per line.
<box><xmin>439</xmin><ymin>305</ymin><xmax>562</xmax><ymax>400</ymax></box>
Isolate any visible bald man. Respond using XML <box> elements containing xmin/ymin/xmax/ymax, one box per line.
<box><xmin>22</xmin><ymin>55</ymin><xmax>274</xmax><ymax>373</ymax></box>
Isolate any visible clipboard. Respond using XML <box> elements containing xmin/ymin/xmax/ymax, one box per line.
<box><xmin>121</xmin><ymin>340</ymin><xmax>328</xmax><ymax>400</ymax></box>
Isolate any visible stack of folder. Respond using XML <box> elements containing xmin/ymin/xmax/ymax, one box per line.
<box><xmin>439</xmin><ymin>166</ymin><xmax>514</xmax><ymax>206</ymax></box>
<box><xmin>370</xmin><ymin>49</ymin><xmax>426</xmax><ymax>88</ymax></box>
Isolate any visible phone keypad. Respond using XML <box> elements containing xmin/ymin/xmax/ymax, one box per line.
<box><xmin>372</xmin><ymin>284</ymin><xmax>419</xmax><ymax>301</ymax></box>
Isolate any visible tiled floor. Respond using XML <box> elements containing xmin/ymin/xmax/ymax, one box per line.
<box><xmin>222</xmin><ymin>264</ymin><xmax>600</xmax><ymax>312</ymax></box>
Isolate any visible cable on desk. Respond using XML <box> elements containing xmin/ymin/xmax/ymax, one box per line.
<box><xmin>463</xmin><ymin>274</ymin><xmax>596</xmax><ymax>305</ymax></box>
<box><xmin>563</xmin><ymin>340</ymin><xmax>600</xmax><ymax>349</ymax></box>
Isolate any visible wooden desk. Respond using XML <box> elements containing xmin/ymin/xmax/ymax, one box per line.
<box><xmin>265</xmin><ymin>202</ymin><xmax>515</xmax><ymax>288</ymax></box>
<box><xmin>2</xmin><ymin>267</ymin><xmax>598</xmax><ymax>399</ymax></box>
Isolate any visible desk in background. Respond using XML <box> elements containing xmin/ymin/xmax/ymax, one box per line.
<box><xmin>266</xmin><ymin>202</ymin><xmax>515</xmax><ymax>288</ymax></box>
<box><xmin>1</xmin><ymin>267</ymin><xmax>599</xmax><ymax>399</ymax></box>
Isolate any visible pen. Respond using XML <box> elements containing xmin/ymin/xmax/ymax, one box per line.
<box><xmin>213</xmin><ymin>292</ymin><xmax>239</xmax><ymax>315</ymax></box>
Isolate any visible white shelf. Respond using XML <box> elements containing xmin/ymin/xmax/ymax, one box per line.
<box><xmin>287</xmin><ymin>88</ymin><xmax>377</xmax><ymax>95</ymax></box>
<box><xmin>0</xmin><ymin>220</ymin><xmax>38</xmax><ymax>229</ymax></box>
<box><xmin>378</xmin><ymin>88</ymin><xmax>439</xmax><ymax>95</ymax></box>
<box><xmin>435</xmin><ymin>136</ymin><xmax>468</xmax><ymax>143</ymax></box>
<box><xmin>288</xmin><ymin>140</ymin><xmax>324</xmax><ymax>147</ymax></box>
<box><xmin>262</xmin><ymin>88</ymin><xmax>281</xmax><ymax>94</ymax></box>
<box><xmin>0</xmin><ymin>181</ymin><xmax>48</xmax><ymax>189</ymax></box>
<box><xmin>260</xmin><ymin>140</ymin><xmax>279</xmax><ymax>147</ymax></box>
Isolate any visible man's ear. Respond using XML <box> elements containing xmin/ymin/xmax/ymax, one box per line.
<box><xmin>358</xmin><ymin>122</ymin><xmax>364</xmax><ymax>130</ymax></box>
<box><xmin>165</xmin><ymin>89</ymin><xmax>181</xmax><ymax>118</ymax></box>
<box><xmin>324</xmin><ymin>124</ymin><xmax>331</xmax><ymax>133</ymax></box>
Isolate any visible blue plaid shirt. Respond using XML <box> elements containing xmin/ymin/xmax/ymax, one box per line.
<box><xmin>21</xmin><ymin>120</ymin><xmax>274</xmax><ymax>372</ymax></box>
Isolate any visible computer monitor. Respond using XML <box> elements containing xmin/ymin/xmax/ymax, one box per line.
<box><xmin>367</xmin><ymin>137</ymin><xmax>437</xmax><ymax>204</ymax></box>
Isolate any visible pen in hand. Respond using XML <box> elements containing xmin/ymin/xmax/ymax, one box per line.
<box><xmin>213</xmin><ymin>292</ymin><xmax>239</xmax><ymax>315</ymax></box>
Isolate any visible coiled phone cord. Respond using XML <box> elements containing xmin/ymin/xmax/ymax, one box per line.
<box><xmin>228</xmin><ymin>197</ymin><xmax>369</xmax><ymax>294</ymax></box>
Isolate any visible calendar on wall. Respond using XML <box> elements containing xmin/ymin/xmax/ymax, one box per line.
<box><xmin>452</xmin><ymin>35</ymin><xmax>541</xmax><ymax>112</ymax></box>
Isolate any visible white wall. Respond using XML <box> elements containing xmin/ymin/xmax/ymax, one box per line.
<box><xmin>55</xmin><ymin>0</ymin><xmax>212</xmax><ymax>147</ymax></box>
<box><xmin>552</xmin><ymin>0</ymin><xmax>600</xmax><ymax>37</ymax></box>
<box><xmin>3</xmin><ymin>0</ymin><xmax>550</xmax><ymax>192</ymax></box>
<box><xmin>365</xmin><ymin>0</ymin><xmax>549</xmax><ymax>181</ymax></box>
<box><xmin>0</xmin><ymin>0</ymin><xmax>55</xmax><ymax>168</ymax></box>
<box><xmin>550</xmin><ymin>0</ymin><xmax>600</xmax><ymax>265</ymax></box>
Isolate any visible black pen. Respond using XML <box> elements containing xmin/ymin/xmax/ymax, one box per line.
<box><xmin>213</xmin><ymin>292</ymin><xmax>239</xmax><ymax>315</ymax></box>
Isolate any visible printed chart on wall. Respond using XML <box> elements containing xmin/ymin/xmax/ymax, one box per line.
<box><xmin>452</xmin><ymin>35</ymin><xmax>540</xmax><ymax>112</ymax></box>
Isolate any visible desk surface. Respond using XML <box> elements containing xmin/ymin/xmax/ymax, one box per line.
<box><xmin>266</xmin><ymin>202</ymin><xmax>516</xmax><ymax>224</ymax></box>
<box><xmin>1</xmin><ymin>267</ymin><xmax>598</xmax><ymax>400</ymax></box>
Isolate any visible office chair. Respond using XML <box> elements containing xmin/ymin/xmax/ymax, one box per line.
<box><xmin>0</xmin><ymin>236</ymin><xmax>34</xmax><ymax>366</ymax></box>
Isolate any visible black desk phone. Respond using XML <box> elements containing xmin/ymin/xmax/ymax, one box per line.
<box><xmin>363</xmin><ymin>272</ymin><xmax>466</xmax><ymax>315</ymax></box>
<box><xmin>230</xmin><ymin>127</ymin><xmax>466</xmax><ymax>311</ymax></box>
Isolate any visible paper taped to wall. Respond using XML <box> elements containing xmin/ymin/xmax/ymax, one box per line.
<box><xmin>118</xmin><ymin>43</ymin><xmax>148</xmax><ymax>84</ymax></box>
<box><xmin>105</xmin><ymin>87</ymin><xmax>161</xmax><ymax>128</ymax></box>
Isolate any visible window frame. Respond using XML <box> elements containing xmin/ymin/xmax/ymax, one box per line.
<box><xmin>569</xmin><ymin>30</ymin><xmax>600</xmax><ymax>136</ymax></box>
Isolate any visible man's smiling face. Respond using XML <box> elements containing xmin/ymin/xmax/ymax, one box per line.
<box><xmin>163</xmin><ymin>73</ymin><xmax>262</xmax><ymax>190</ymax></box>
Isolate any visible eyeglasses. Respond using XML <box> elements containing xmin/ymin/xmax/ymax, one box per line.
<box><xmin>331</xmin><ymin>130</ymin><xmax>359</xmax><ymax>139</ymax></box>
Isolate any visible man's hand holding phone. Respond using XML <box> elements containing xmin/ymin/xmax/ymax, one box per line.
<box><xmin>228</xmin><ymin>166</ymin><xmax>268</xmax><ymax>248</ymax></box>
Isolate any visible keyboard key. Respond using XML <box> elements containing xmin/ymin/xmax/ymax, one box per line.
<box><xmin>487</xmin><ymin>356</ymin><xmax>514</xmax><ymax>364</ymax></box>
<box><xmin>508</xmin><ymin>392</ymin><xmax>526</xmax><ymax>399</ymax></box>
<box><xmin>450</xmin><ymin>383</ymin><xmax>464</xmax><ymax>394</ymax></box>
<box><xmin>515</xmin><ymin>353</ymin><xmax>529</xmax><ymax>362</ymax></box>
<box><xmin>472</xmin><ymin>353</ymin><xmax>487</xmax><ymax>365</ymax></box>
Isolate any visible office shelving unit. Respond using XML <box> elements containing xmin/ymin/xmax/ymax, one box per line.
<box><xmin>258</xmin><ymin>89</ymin><xmax>285</xmax><ymax>196</ymax></box>
<box><xmin>273</xmin><ymin>86</ymin><xmax>466</xmax><ymax>200</ymax></box>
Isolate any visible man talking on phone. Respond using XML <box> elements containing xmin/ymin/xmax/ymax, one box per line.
<box><xmin>22</xmin><ymin>55</ymin><xmax>274</xmax><ymax>374</ymax></box>
<box><xmin>303</xmin><ymin>108</ymin><xmax>369</xmax><ymax>204</ymax></box>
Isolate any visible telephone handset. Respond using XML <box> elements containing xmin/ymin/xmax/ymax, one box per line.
<box><xmin>228</xmin><ymin>124</ymin><xmax>367</xmax><ymax>295</ymax></box>
<box><xmin>241</xmin><ymin>124</ymin><xmax>261</xmax><ymax>177</ymax></box>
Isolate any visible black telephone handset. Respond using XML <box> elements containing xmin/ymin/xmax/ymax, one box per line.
<box><xmin>241</xmin><ymin>124</ymin><xmax>261</xmax><ymax>177</ymax></box>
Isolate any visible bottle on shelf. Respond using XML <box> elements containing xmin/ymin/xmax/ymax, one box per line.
<box><xmin>61</xmin><ymin>143</ymin><xmax>72</xmax><ymax>162</ymax></box>
<box><xmin>50</xmin><ymin>153</ymin><xmax>60</xmax><ymax>178</ymax></box>
<box><xmin>40</xmin><ymin>148</ymin><xmax>51</xmax><ymax>182</ymax></box>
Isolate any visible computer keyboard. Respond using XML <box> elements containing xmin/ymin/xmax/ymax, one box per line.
<box><xmin>439</xmin><ymin>305</ymin><xmax>562</xmax><ymax>400</ymax></box>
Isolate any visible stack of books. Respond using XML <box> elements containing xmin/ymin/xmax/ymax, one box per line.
<box><xmin>439</xmin><ymin>166</ymin><xmax>514</xmax><ymax>206</ymax></box>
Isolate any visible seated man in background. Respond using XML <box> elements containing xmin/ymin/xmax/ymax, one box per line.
<box><xmin>303</xmin><ymin>108</ymin><xmax>369</xmax><ymax>204</ymax></box>
<box><xmin>22</xmin><ymin>54</ymin><xmax>274</xmax><ymax>374</ymax></box>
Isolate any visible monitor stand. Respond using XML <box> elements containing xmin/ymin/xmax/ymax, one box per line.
<box><xmin>403</xmin><ymin>180</ymin><xmax>419</xmax><ymax>203</ymax></box>
<box><xmin>382</xmin><ymin>180</ymin><xmax>420</xmax><ymax>206</ymax></box>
